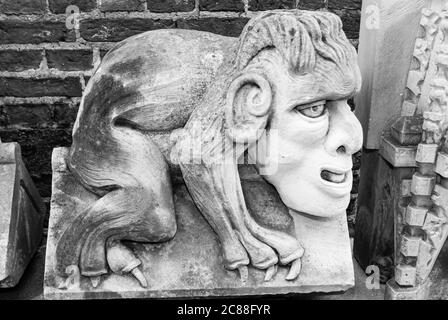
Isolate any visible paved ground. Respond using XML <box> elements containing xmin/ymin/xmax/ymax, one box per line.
<box><xmin>0</xmin><ymin>237</ymin><xmax>385</xmax><ymax>300</ymax></box>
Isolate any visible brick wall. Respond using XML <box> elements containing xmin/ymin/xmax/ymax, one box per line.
<box><xmin>0</xmin><ymin>0</ymin><xmax>362</xmax><ymax>223</ymax></box>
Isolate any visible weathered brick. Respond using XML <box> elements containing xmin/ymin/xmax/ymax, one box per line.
<box><xmin>298</xmin><ymin>0</ymin><xmax>326</xmax><ymax>10</ymax></box>
<box><xmin>100</xmin><ymin>49</ymin><xmax>109</xmax><ymax>59</ymax></box>
<box><xmin>1</xmin><ymin>102</ymin><xmax>78</xmax><ymax>129</ymax></box>
<box><xmin>0</xmin><ymin>77</ymin><xmax>82</xmax><ymax>97</ymax></box>
<box><xmin>328</xmin><ymin>0</ymin><xmax>361</xmax><ymax>10</ymax></box>
<box><xmin>331</xmin><ymin>9</ymin><xmax>360</xmax><ymax>39</ymax></box>
<box><xmin>0</xmin><ymin>20</ymin><xmax>76</xmax><ymax>44</ymax></box>
<box><xmin>100</xmin><ymin>0</ymin><xmax>145</xmax><ymax>12</ymax></box>
<box><xmin>48</xmin><ymin>0</ymin><xmax>96</xmax><ymax>13</ymax></box>
<box><xmin>0</xmin><ymin>107</ymin><xmax>7</xmax><ymax>127</ymax></box>
<box><xmin>2</xmin><ymin>104</ymin><xmax>53</xmax><ymax>128</ymax></box>
<box><xmin>84</xmin><ymin>76</ymin><xmax>92</xmax><ymax>87</ymax></box>
<box><xmin>147</xmin><ymin>0</ymin><xmax>195</xmax><ymax>12</ymax></box>
<box><xmin>46</xmin><ymin>50</ymin><xmax>93</xmax><ymax>71</ymax></box>
<box><xmin>53</xmin><ymin>102</ymin><xmax>79</xmax><ymax>128</ymax></box>
<box><xmin>0</xmin><ymin>128</ymin><xmax>73</xmax><ymax>197</ymax></box>
<box><xmin>80</xmin><ymin>18</ymin><xmax>175</xmax><ymax>42</ymax></box>
<box><xmin>199</xmin><ymin>0</ymin><xmax>244</xmax><ymax>12</ymax></box>
<box><xmin>0</xmin><ymin>50</ymin><xmax>42</xmax><ymax>72</ymax></box>
<box><xmin>177</xmin><ymin>17</ymin><xmax>249</xmax><ymax>37</ymax></box>
<box><xmin>248</xmin><ymin>0</ymin><xmax>295</xmax><ymax>10</ymax></box>
<box><xmin>0</xmin><ymin>0</ymin><xmax>46</xmax><ymax>14</ymax></box>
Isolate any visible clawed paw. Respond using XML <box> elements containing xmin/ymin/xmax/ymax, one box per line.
<box><xmin>262</xmin><ymin>256</ymin><xmax>302</xmax><ymax>282</ymax></box>
<box><xmin>106</xmin><ymin>240</ymin><xmax>148</xmax><ymax>288</ymax></box>
<box><xmin>264</xmin><ymin>246</ymin><xmax>304</xmax><ymax>282</ymax></box>
<box><xmin>285</xmin><ymin>258</ymin><xmax>302</xmax><ymax>281</ymax></box>
<box><xmin>264</xmin><ymin>264</ymin><xmax>277</xmax><ymax>282</ymax></box>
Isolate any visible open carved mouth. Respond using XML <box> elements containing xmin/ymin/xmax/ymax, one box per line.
<box><xmin>320</xmin><ymin>169</ymin><xmax>348</xmax><ymax>184</ymax></box>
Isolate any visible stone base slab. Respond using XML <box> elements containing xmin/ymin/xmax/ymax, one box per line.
<box><xmin>44</xmin><ymin>147</ymin><xmax>354</xmax><ymax>299</ymax></box>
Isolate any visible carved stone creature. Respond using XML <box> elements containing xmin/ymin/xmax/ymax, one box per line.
<box><xmin>56</xmin><ymin>10</ymin><xmax>362</xmax><ymax>287</ymax></box>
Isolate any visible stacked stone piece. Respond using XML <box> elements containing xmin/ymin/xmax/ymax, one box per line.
<box><xmin>386</xmin><ymin>5</ymin><xmax>448</xmax><ymax>299</ymax></box>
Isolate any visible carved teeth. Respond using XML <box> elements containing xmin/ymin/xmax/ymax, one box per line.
<box><xmin>321</xmin><ymin>170</ymin><xmax>347</xmax><ymax>183</ymax></box>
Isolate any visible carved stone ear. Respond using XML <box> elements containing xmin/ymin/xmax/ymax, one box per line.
<box><xmin>225</xmin><ymin>72</ymin><xmax>272</xmax><ymax>144</ymax></box>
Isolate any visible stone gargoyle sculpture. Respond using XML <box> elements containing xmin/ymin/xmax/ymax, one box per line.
<box><xmin>53</xmin><ymin>9</ymin><xmax>363</xmax><ymax>290</ymax></box>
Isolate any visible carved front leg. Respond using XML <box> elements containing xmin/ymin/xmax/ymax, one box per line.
<box><xmin>180</xmin><ymin>158</ymin><xmax>304</xmax><ymax>282</ymax></box>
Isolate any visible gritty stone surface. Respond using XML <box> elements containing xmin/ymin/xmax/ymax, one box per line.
<box><xmin>44</xmin><ymin>148</ymin><xmax>355</xmax><ymax>299</ymax></box>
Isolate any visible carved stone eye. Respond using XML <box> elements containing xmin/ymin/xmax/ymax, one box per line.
<box><xmin>296</xmin><ymin>103</ymin><xmax>327</xmax><ymax>118</ymax></box>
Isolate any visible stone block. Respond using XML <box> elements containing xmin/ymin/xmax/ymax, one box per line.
<box><xmin>379</xmin><ymin>135</ymin><xmax>417</xmax><ymax>168</ymax></box>
<box><xmin>400</xmin><ymin>235</ymin><xmax>421</xmax><ymax>257</ymax></box>
<box><xmin>395</xmin><ymin>265</ymin><xmax>417</xmax><ymax>287</ymax></box>
<box><xmin>44</xmin><ymin>148</ymin><xmax>355</xmax><ymax>299</ymax></box>
<box><xmin>432</xmin><ymin>184</ymin><xmax>448</xmax><ymax>211</ymax></box>
<box><xmin>0</xmin><ymin>77</ymin><xmax>82</xmax><ymax>97</ymax></box>
<box><xmin>436</xmin><ymin>152</ymin><xmax>448</xmax><ymax>178</ymax></box>
<box><xmin>401</xmin><ymin>179</ymin><xmax>413</xmax><ymax>197</ymax></box>
<box><xmin>0</xmin><ymin>142</ymin><xmax>45</xmax><ymax>287</ymax></box>
<box><xmin>0</xmin><ymin>49</ymin><xmax>43</xmax><ymax>72</ymax></box>
<box><xmin>405</xmin><ymin>205</ymin><xmax>427</xmax><ymax>227</ymax></box>
<box><xmin>391</xmin><ymin>116</ymin><xmax>423</xmax><ymax>146</ymax></box>
<box><xmin>385</xmin><ymin>279</ymin><xmax>429</xmax><ymax>300</ymax></box>
<box><xmin>416</xmin><ymin>143</ymin><xmax>438</xmax><ymax>163</ymax></box>
<box><xmin>411</xmin><ymin>173</ymin><xmax>436</xmax><ymax>196</ymax></box>
<box><xmin>0</xmin><ymin>20</ymin><xmax>75</xmax><ymax>44</ymax></box>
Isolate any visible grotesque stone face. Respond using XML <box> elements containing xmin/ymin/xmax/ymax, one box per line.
<box><xmin>248</xmin><ymin>50</ymin><xmax>363</xmax><ymax>217</ymax></box>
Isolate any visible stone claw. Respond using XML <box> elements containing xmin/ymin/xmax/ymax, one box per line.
<box><xmin>131</xmin><ymin>267</ymin><xmax>148</xmax><ymax>288</ymax></box>
<box><xmin>264</xmin><ymin>264</ymin><xmax>277</xmax><ymax>282</ymax></box>
<box><xmin>285</xmin><ymin>258</ymin><xmax>302</xmax><ymax>281</ymax></box>
<box><xmin>106</xmin><ymin>240</ymin><xmax>147</xmax><ymax>288</ymax></box>
<box><xmin>238</xmin><ymin>266</ymin><xmax>249</xmax><ymax>284</ymax></box>
<box><xmin>90</xmin><ymin>276</ymin><xmax>101</xmax><ymax>288</ymax></box>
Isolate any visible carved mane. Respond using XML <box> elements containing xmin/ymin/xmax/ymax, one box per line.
<box><xmin>173</xmin><ymin>10</ymin><xmax>360</xmax><ymax>272</ymax></box>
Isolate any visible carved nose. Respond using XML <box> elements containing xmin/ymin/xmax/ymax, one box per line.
<box><xmin>324</xmin><ymin>101</ymin><xmax>363</xmax><ymax>156</ymax></box>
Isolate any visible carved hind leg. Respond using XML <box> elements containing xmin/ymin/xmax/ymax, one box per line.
<box><xmin>79</xmin><ymin>186</ymin><xmax>175</xmax><ymax>274</ymax></box>
<box><xmin>56</xmin><ymin>184</ymin><xmax>176</xmax><ymax>287</ymax></box>
<box><xmin>57</xmin><ymin>134</ymin><xmax>176</xmax><ymax>287</ymax></box>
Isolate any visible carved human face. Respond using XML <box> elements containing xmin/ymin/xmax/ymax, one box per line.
<box><xmin>248</xmin><ymin>53</ymin><xmax>362</xmax><ymax>217</ymax></box>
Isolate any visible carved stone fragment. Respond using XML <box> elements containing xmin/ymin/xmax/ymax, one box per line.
<box><xmin>411</xmin><ymin>173</ymin><xmax>436</xmax><ymax>196</ymax></box>
<box><xmin>44</xmin><ymin>10</ymin><xmax>362</xmax><ymax>299</ymax></box>
<box><xmin>395</xmin><ymin>264</ymin><xmax>417</xmax><ymax>286</ymax></box>
<box><xmin>405</xmin><ymin>205</ymin><xmax>428</xmax><ymax>227</ymax></box>
<box><xmin>0</xmin><ymin>140</ymin><xmax>45</xmax><ymax>287</ymax></box>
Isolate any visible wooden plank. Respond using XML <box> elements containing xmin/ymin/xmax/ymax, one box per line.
<box><xmin>355</xmin><ymin>0</ymin><xmax>429</xmax><ymax>149</ymax></box>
